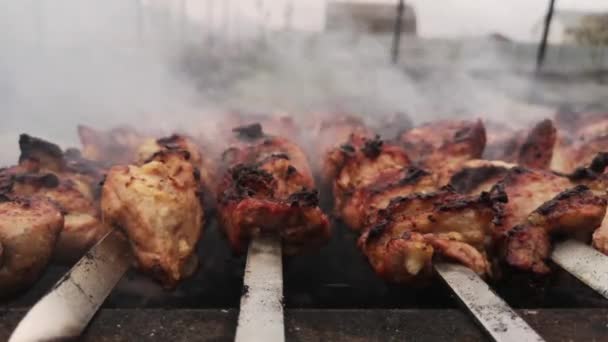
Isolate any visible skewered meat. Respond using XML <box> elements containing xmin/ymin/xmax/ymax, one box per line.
<box><xmin>452</xmin><ymin>164</ymin><xmax>607</xmax><ymax>273</ymax></box>
<box><xmin>102</xmin><ymin>149</ymin><xmax>204</xmax><ymax>288</ymax></box>
<box><xmin>217</xmin><ymin>123</ymin><xmax>330</xmax><ymax>255</ymax></box>
<box><xmin>10</xmin><ymin>135</ymin><xmax>109</xmax><ymax>262</ymax></box>
<box><xmin>320</xmin><ymin>120</ymin><xmax>500</xmax><ymax>282</ymax></box>
<box><xmin>136</xmin><ymin>134</ymin><xmax>217</xmax><ymax>193</ymax></box>
<box><xmin>0</xmin><ymin>186</ymin><xmax>64</xmax><ymax>297</ymax></box>
<box><xmin>400</xmin><ymin>119</ymin><xmax>487</xmax><ymax>186</ymax></box>
<box><xmin>358</xmin><ymin>188</ymin><xmax>499</xmax><ymax>282</ymax></box>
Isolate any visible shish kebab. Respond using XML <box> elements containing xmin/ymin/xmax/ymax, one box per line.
<box><xmin>319</xmin><ymin>115</ymin><xmax>608</xmax><ymax>341</ymax></box>
<box><xmin>8</xmin><ymin>118</ymin><xmax>332</xmax><ymax>341</ymax></box>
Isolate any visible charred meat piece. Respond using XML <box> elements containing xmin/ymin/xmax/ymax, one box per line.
<box><xmin>217</xmin><ymin>124</ymin><xmax>330</xmax><ymax>255</ymax></box>
<box><xmin>340</xmin><ymin>166</ymin><xmax>436</xmax><ymax>231</ymax></box>
<box><xmin>78</xmin><ymin>125</ymin><xmax>144</xmax><ymax>165</ymax></box>
<box><xmin>136</xmin><ymin>134</ymin><xmax>217</xmax><ymax>194</ymax></box>
<box><xmin>9</xmin><ymin>171</ymin><xmax>110</xmax><ymax>263</ymax></box>
<box><xmin>400</xmin><ymin>119</ymin><xmax>487</xmax><ymax>186</ymax></box>
<box><xmin>0</xmin><ymin>196</ymin><xmax>63</xmax><ymax>297</ymax></box>
<box><xmin>102</xmin><ymin>150</ymin><xmax>204</xmax><ymax>289</ymax></box>
<box><xmin>490</xmin><ymin>168</ymin><xmax>607</xmax><ymax>273</ymax></box>
<box><xmin>326</xmin><ymin>133</ymin><xmax>410</xmax><ymax>212</ymax></box>
<box><xmin>358</xmin><ymin>188</ymin><xmax>498</xmax><ymax>283</ymax></box>
<box><xmin>12</xmin><ymin>135</ymin><xmax>109</xmax><ymax>262</ymax></box>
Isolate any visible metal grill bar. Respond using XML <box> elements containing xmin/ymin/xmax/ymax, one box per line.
<box><xmin>9</xmin><ymin>230</ymin><xmax>132</xmax><ymax>342</ymax></box>
<box><xmin>435</xmin><ymin>263</ymin><xmax>545</xmax><ymax>342</ymax></box>
<box><xmin>235</xmin><ymin>236</ymin><xmax>285</xmax><ymax>342</ymax></box>
<box><xmin>552</xmin><ymin>239</ymin><xmax>608</xmax><ymax>299</ymax></box>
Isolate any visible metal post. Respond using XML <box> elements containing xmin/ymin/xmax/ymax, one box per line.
<box><xmin>536</xmin><ymin>0</ymin><xmax>556</xmax><ymax>71</ymax></box>
<box><xmin>33</xmin><ymin>0</ymin><xmax>44</xmax><ymax>50</ymax></box>
<box><xmin>391</xmin><ymin>0</ymin><xmax>405</xmax><ymax>64</ymax></box>
<box><xmin>135</xmin><ymin>0</ymin><xmax>144</xmax><ymax>44</ymax></box>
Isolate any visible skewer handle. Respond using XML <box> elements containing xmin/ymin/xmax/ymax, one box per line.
<box><xmin>435</xmin><ymin>262</ymin><xmax>545</xmax><ymax>342</ymax></box>
<box><xmin>552</xmin><ymin>239</ymin><xmax>608</xmax><ymax>299</ymax></box>
<box><xmin>10</xmin><ymin>230</ymin><xmax>132</xmax><ymax>342</ymax></box>
<box><xmin>235</xmin><ymin>236</ymin><xmax>285</xmax><ymax>342</ymax></box>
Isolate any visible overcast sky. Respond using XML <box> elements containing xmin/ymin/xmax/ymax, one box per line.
<box><xmin>180</xmin><ymin>0</ymin><xmax>608</xmax><ymax>42</ymax></box>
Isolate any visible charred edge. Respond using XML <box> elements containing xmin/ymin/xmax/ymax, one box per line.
<box><xmin>144</xmin><ymin>149</ymin><xmax>191</xmax><ymax>164</ymax></box>
<box><xmin>339</xmin><ymin>143</ymin><xmax>356</xmax><ymax>156</ymax></box>
<box><xmin>13</xmin><ymin>172</ymin><xmax>60</xmax><ymax>188</ymax></box>
<box><xmin>241</xmin><ymin>284</ymin><xmax>250</xmax><ymax>297</ymax></box>
<box><xmin>535</xmin><ymin>185</ymin><xmax>591</xmax><ymax>215</ymax></box>
<box><xmin>366</xmin><ymin>220</ymin><xmax>390</xmax><ymax>243</ymax></box>
<box><xmin>569</xmin><ymin>152</ymin><xmax>608</xmax><ymax>180</ymax></box>
<box><xmin>288</xmin><ymin>189</ymin><xmax>320</xmax><ymax>207</ymax></box>
<box><xmin>254</xmin><ymin>153</ymin><xmax>290</xmax><ymax>169</ymax></box>
<box><xmin>450</xmin><ymin>165</ymin><xmax>509</xmax><ymax>193</ymax></box>
<box><xmin>286</xmin><ymin>165</ymin><xmax>297</xmax><ymax>177</ymax></box>
<box><xmin>157</xmin><ymin>134</ymin><xmax>184</xmax><ymax>150</ymax></box>
<box><xmin>361</xmin><ymin>135</ymin><xmax>383</xmax><ymax>159</ymax></box>
<box><xmin>369</xmin><ymin>167</ymin><xmax>431</xmax><ymax>195</ymax></box>
<box><xmin>18</xmin><ymin>134</ymin><xmax>64</xmax><ymax>164</ymax></box>
<box><xmin>224</xmin><ymin>164</ymin><xmax>275</xmax><ymax>200</ymax></box>
<box><xmin>506</xmin><ymin>224</ymin><xmax>528</xmax><ymax>238</ymax></box>
<box><xmin>233</xmin><ymin>123</ymin><xmax>264</xmax><ymax>140</ymax></box>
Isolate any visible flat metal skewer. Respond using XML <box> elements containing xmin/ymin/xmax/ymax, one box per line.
<box><xmin>435</xmin><ymin>262</ymin><xmax>545</xmax><ymax>342</ymax></box>
<box><xmin>235</xmin><ymin>235</ymin><xmax>285</xmax><ymax>342</ymax></box>
<box><xmin>552</xmin><ymin>239</ymin><xmax>608</xmax><ymax>299</ymax></box>
<box><xmin>10</xmin><ymin>230</ymin><xmax>132</xmax><ymax>342</ymax></box>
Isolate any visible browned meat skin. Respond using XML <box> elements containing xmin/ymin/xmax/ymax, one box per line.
<box><xmin>400</xmin><ymin>119</ymin><xmax>486</xmax><ymax>163</ymax></box>
<box><xmin>102</xmin><ymin>150</ymin><xmax>204</xmax><ymax>289</ymax></box>
<box><xmin>358</xmin><ymin>189</ymin><xmax>498</xmax><ymax>283</ymax></box>
<box><xmin>488</xmin><ymin>168</ymin><xmax>607</xmax><ymax>273</ymax></box>
<box><xmin>9</xmin><ymin>172</ymin><xmax>110</xmax><ymax>263</ymax></box>
<box><xmin>400</xmin><ymin>119</ymin><xmax>487</xmax><ymax>186</ymax></box>
<box><xmin>13</xmin><ymin>135</ymin><xmax>110</xmax><ymax>263</ymax></box>
<box><xmin>0</xmin><ymin>196</ymin><xmax>64</xmax><ymax>297</ymax></box>
<box><xmin>78</xmin><ymin>125</ymin><xmax>144</xmax><ymax>165</ymax></box>
<box><xmin>449</xmin><ymin>159</ymin><xmax>515</xmax><ymax>195</ymax></box>
<box><xmin>327</xmin><ymin>133</ymin><xmax>411</xmax><ymax>212</ymax></box>
<box><xmin>340</xmin><ymin>166</ymin><xmax>436</xmax><ymax>231</ymax></box>
<box><xmin>517</xmin><ymin>119</ymin><xmax>556</xmax><ymax>170</ymax></box>
<box><xmin>135</xmin><ymin>134</ymin><xmax>217</xmax><ymax>195</ymax></box>
<box><xmin>217</xmin><ymin>124</ymin><xmax>330</xmax><ymax>255</ymax></box>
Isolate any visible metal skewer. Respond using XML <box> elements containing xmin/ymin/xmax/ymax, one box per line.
<box><xmin>552</xmin><ymin>239</ymin><xmax>608</xmax><ymax>299</ymax></box>
<box><xmin>10</xmin><ymin>230</ymin><xmax>132</xmax><ymax>342</ymax></box>
<box><xmin>235</xmin><ymin>235</ymin><xmax>285</xmax><ymax>342</ymax></box>
<box><xmin>435</xmin><ymin>263</ymin><xmax>545</xmax><ymax>342</ymax></box>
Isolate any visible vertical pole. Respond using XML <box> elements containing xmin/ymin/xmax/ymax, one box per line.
<box><xmin>391</xmin><ymin>0</ymin><xmax>405</xmax><ymax>64</ymax></box>
<box><xmin>536</xmin><ymin>0</ymin><xmax>556</xmax><ymax>71</ymax></box>
<box><xmin>135</xmin><ymin>0</ymin><xmax>144</xmax><ymax>44</ymax></box>
<box><xmin>33</xmin><ymin>0</ymin><xmax>44</xmax><ymax>50</ymax></box>
<box><xmin>179</xmin><ymin>0</ymin><xmax>186</xmax><ymax>43</ymax></box>
<box><xmin>284</xmin><ymin>0</ymin><xmax>294</xmax><ymax>31</ymax></box>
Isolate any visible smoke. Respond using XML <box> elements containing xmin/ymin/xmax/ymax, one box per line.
<box><xmin>1</xmin><ymin>0</ymin><xmax>604</xmax><ymax>165</ymax></box>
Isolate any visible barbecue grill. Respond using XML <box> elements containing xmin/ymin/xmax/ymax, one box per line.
<box><xmin>3</xmin><ymin>216</ymin><xmax>608</xmax><ymax>341</ymax></box>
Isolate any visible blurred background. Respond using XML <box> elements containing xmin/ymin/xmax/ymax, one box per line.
<box><xmin>0</xmin><ymin>0</ymin><xmax>607</xmax><ymax>163</ymax></box>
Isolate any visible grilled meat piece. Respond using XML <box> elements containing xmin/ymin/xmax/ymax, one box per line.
<box><xmin>400</xmin><ymin>119</ymin><xmax>487</xmax><ymax>186</ymax></box>
<box><xmin>327</xmin><ymin>133</ymin><xmax>410</xmax><ymax>212</ymax></box>
<box><xmin>0</xmin><ymin>196</ymin><xmax>63</xmax><ymax>297</ymax></box>
<box><xmin>12</xmin><ymin>135</ymin><xmax>109</xmax><ymax>262</ymax></box>
<box><xmin>9</xmin><ymin>171</ymin><xmax>110</xmax><ymax>263</ymax></box>
<box><xmin>102</xmin><ymin>149</ymin><xmax>204</xmax><ymax>288</ymax></box>
<box><xmin>358</xmin><ymin>188</ymin><xmax>497</xmax><ymax>283</ymax></box>
<box><xmin>217</xmin><ymin>124</ymin><xmax>330</xmax><ymax>255</ymax></box>
<box><xmin>136</xmin><ymin>134</ymin><xmax>217</xmax><ymax>194</ymax></box>
<box><xmin>78</xmin><ymin>125</ymin><xmax>144</xmax><ymax>165</ymax></box>
<box><xmin>490</xmin><ymin>168</ymin><xmax>607</xmax><ymax>273</ymax></box>
<box><xmin>340</xmin><ymin>166</ymin><xmax>436</xmax><ymax>230</ymax></box>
